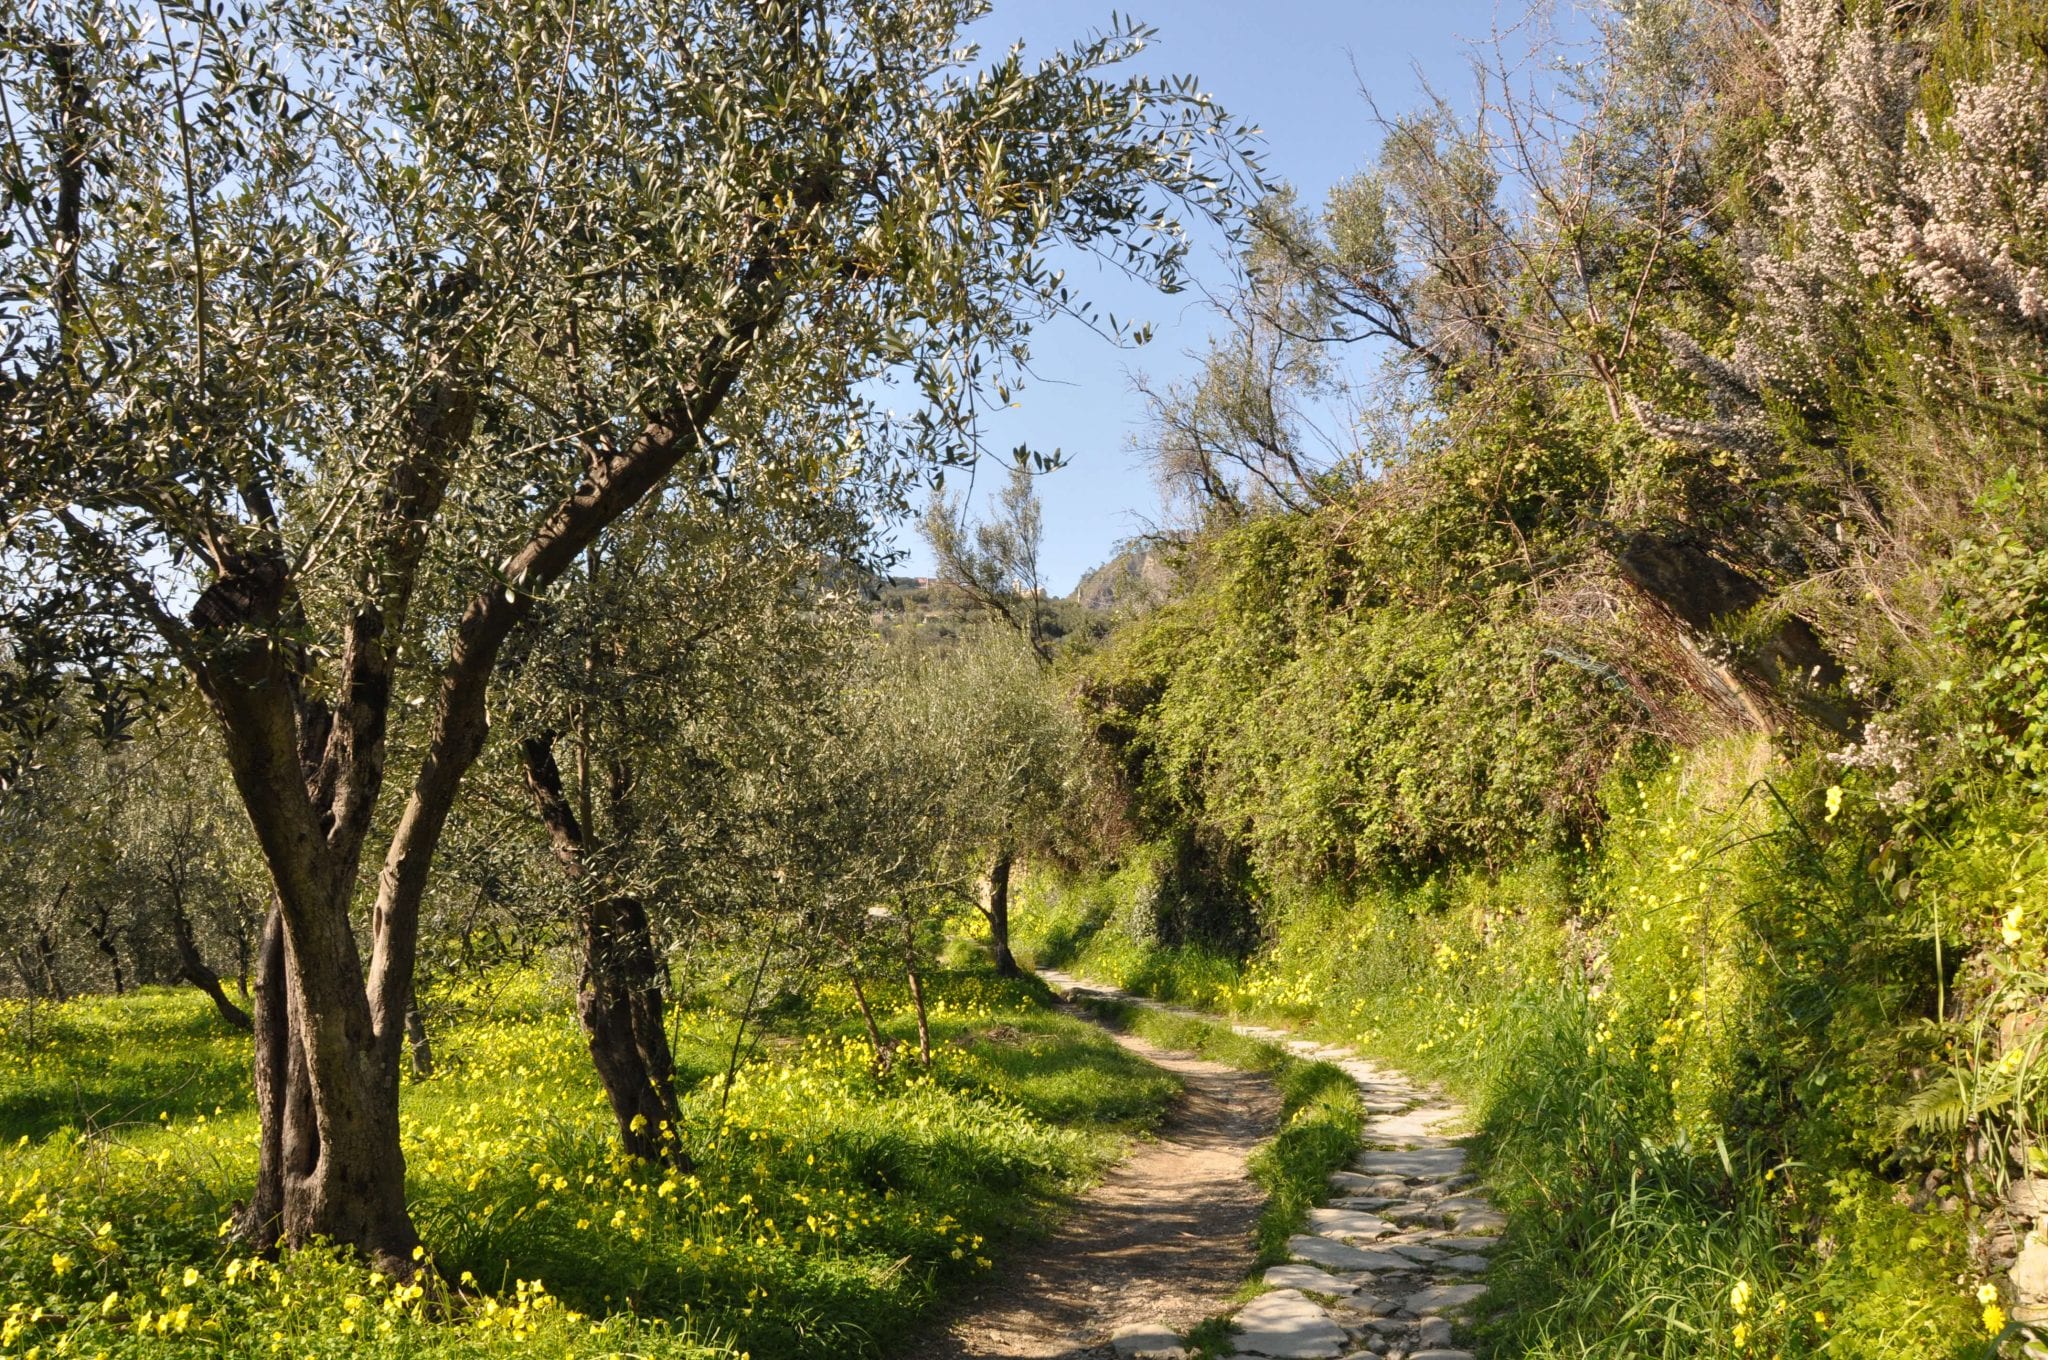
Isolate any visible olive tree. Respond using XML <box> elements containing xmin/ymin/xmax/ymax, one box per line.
<box><xmin>0</xmin><ymin>699</ymin><xmax>264</xmax><ymax>1020</ymax></box>
<box><xmin>501</xmin><ymin>474</ymin><xmax>869</xmax><ymax>1162</ymax></box>
<box><xmin>930</xmin><ymin>627</ymin><xmax>1095</xmax><ymax>974</ymax></box>
<box><xmin>0</xmin><ymin>0</ymin><xmax>1247</xmax><ymax>1266</ymax></box>
<box><xmin>922</xmin><ymin>457</ymin><xmax>1053</xmax><ymax>659</ymax></box>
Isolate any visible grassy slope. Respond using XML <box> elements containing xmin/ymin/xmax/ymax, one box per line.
<box><xmin>1011</xmin><ymin>744</ymin><xmax>1995</xmax><ymax>1360</ymax></box>
<box><xmin>0</xmin><ymin>967</ymin><xmax>1177</xmax><ymax>1359</ymax></box>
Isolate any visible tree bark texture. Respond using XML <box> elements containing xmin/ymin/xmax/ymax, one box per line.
<box><xmin>903</xmin><ymin>914</ymin><xmax>932</xmax><ymax>1066</ymax></box>
<box><xmin>404</xmin><ymin>1003</ymin><xmax>434</xmax><ymax>1079</ymax></box>
<box><xmin>981</xmin><ymin>849</ymin><xmax>1020</xmax><ymax>977</ymax></box>
<box><xmin>166</xmin><ymin>890</ymin><xmax>251</xmax><ymax>1031</ymax></box>
<box><xmin>519</xmin><ymin>735</ymin><xmax>684</xmax><ymax>1163</ymax></box>
<box><xmin>847</xmin><ymin>965</ymin><xmax>888</xmax><ymax>1069</ymax></box>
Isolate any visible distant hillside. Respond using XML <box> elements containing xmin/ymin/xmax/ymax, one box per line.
<box><xmin>862</xmin><ymin>543</ymin><xmax>1176</xmax><ymax>653</ymax></box>
<box><xmin>1069</xmin><ymin>543</ymin><xmax>1174</xmax><ymax>615</ymax></box>
<box><xmin>865</xmin><ymin>574</ymin><xmax>987</xmax><ymax>647</ymax></box>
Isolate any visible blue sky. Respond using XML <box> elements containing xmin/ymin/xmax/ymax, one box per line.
<box><xmin>884</xmin><ymin>0</ymin><xmax>1543</xmax><ymax>592</ymax></box>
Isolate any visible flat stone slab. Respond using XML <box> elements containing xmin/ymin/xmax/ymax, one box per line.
<box><xmin>1404</xmin><ymin>1283</ymin><xmax>1489</xmax><ymax>1315</ymax></box>
<box><xmin>1306</xmin><ymin>1207</ymin><xmax>1394</xmax><ymax>1239</ymax></box>
<box><xmin>1436</xmin><ymin>1254</ymin><xmax>1492</xmax><ymax>1273</ymax></box>
<box><xmin>1354</xmin><ymin>1148</ymin><xmax>1466</xmax><ymax>1178</ymax></box>
<box><xmin>1287</xmin><ymin>1235</ymin><xmax>1389</xmax><ymax>1270</ymax></box>
<box><xmin>1330</xmin><ymin>1195</ymin><xmax>1398</xmax><ymax>1211</ymax></box>
<box><xmin>1263</xmin><ymin>1264</ymin><xmax>1359</xmax><ymax>1296</ymax></box>
<box><xmin>1448</xmin><ymin>1208</ymin><xmax>1507</xmax><ymax>1233</ymax></box>
<box><xmin>1231</xmin><ymin>1290</ymin><xmax>1347</xmax><ymax>1358</ymax></box>
<box><xmin>1333</xmin><ymin>1247</ymin><xmax>1428</xmax><ymax>1272</ymax></box>
<box><xmin>1341</xmin><ymin>1176</ymin><xmax>1409</xmax><ymax>1198</ymax></box>
<box><xmin>1410</xmin><ymin>1352</ymin><xmax>1478</xmax><ymax>1360</ymax></box>
<box><xmin>1414</xmin><ymin>1317</ymin><xmax>1456</xmax><ymax>1347</ymax></box>
<box><xmin>1364</xmin><ymin>1105</ymin><xmax>1465</xmax><ymax>1140</ymax></box>
<box><xmin>1110</xmin><ymin>1322</ymin><xmax>1185</xmax><ymax>1359</ymax></box>
<box><xmin>1382</xmin><ymin>1242</ymin><xmax>1445</xmax><ymax>1263</ymax></box>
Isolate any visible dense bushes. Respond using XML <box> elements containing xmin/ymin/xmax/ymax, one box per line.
<box><xmin>1080</xmin><ymin>513</ymin><xmax>1649</xmax><ymax>890</ymax></box>
<box><xmin>1034</xmin><ymin>2</ymin><xmax>2048</xmax><ymax>1351</ymax></box>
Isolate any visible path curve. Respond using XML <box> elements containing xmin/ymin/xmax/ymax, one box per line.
<box><xmin>1037</xmin><ymin>970</ymin><xmax>1499</xmax><ymax>1360</ymax></box>
<box><xmin>899</xmin><ymin>1004</ymin><xmax>1284</xmax><ymax>1359</ymax></box>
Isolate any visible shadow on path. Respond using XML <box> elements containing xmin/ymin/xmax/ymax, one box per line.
<box><xmin>896</xmin><ymin>1003</ymin><xmax>1281</xmax><ymax>1360</ymax></box>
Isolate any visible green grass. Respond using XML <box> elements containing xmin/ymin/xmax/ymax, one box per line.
<box><xmin>0</xmin><ymin>966</ymin><xmax>1179</xmax><ymax>1359</ymax></box>
<box><xmin>0</xmin><ymin>990</ymin><xmax>252</xmax><ymax>1141</ymax></box>
<box><xmin>1014</xmin><ymin>741</ymin><xmax>1998</xmax><ymax>1359</ymax></box>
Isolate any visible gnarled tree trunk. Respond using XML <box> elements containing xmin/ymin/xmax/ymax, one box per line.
<box><xmin>165</xmin><ymin>885</ymin><xmax>251</xmax><ymax>1031</ymax></box>
<box><xmin>80</xmin><ymin>896</ymin><xmax>126</xmax><ymax>994</ymax></box>
<box><xmin>519</xmin><ymin>734</ymin><xmax>683</xmax><ymax>1164</ymax></box>
<box><xmin>979</xmin><ymin>848</ymin><xmax>1020</xmax><ymax>977</ymax></box>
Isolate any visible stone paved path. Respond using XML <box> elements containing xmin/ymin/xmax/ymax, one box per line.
<box><xmin>1037</xmin><ymin>970</ymin><xmax>1496</xmax><ymax>1360</ymax></box>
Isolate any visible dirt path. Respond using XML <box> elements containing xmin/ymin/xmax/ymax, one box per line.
<box><xmin>899</xmin><ymin>1010</ymin><xmax>1282</xmax><ymax>1360</ymax></box>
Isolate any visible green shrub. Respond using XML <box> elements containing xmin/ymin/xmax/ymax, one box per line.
<box><xmin>1017</xmin><ymin>738</ymin><xmax>2001</xmax><ymax>1358</ymax></box>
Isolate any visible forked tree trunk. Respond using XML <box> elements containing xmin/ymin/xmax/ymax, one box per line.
<box><xmin>980</xmin><ymin>848</ymin><xmax>1020</xmax><ymax>977</ymax></box>
<box><xmin>166</xmin><ymin>181</ymin><xmax>787</xmax><ymax>1267</ymax></box>
<box><xmin>80</xmin><ymin>896</ymin><xmax>126</xmax><ymax>995</ymax></box>
<box><xmin>274</xmin><ymin>907</ymin><xmax>416</xmax><ymax>1264</ymax></box>
<box><xmin>34</xmin><ymin>926</ymin><xmax>67</xmax><ymax>1002</ymax></box>
<box><xmin>222</xmin><ymin>683</ymin><xmax>419</xmax><ymax>1271</ymax></box>
<box><xmin>236</xmin><ymin>895</ymin><xmax>417</xmax><ymax>1269</ymax></box>
<box><xmin>519</xmin><ymin>735</ymin><xmax>684</xmax><ymax>1163</ymax></box>
<box><xmin>166</xmin><ymin>891</ymin><xmax>251</xmax><ymax>1031</ymax></box>
<box><xmin>579</xmin><ymin>893</ymin><xmax>683</xmax><ymax>1160</ymax></box>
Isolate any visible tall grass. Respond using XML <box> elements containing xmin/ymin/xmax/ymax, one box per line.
<box><xmin>1014</xmin><ymin>739</ymin><xmax>1992</xmax><ymax>1358</ymax></box>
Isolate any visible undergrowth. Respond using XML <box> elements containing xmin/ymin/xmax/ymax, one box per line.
<box><xmin>1017</xmin><ymin>738</ymin><xmax>2009</xmax><ymax>1359</ymax></box>
<box><xmin>0</xmin><ymin>966</ymin><xmax>1177</xmax><ymax>1359</ymax></box>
